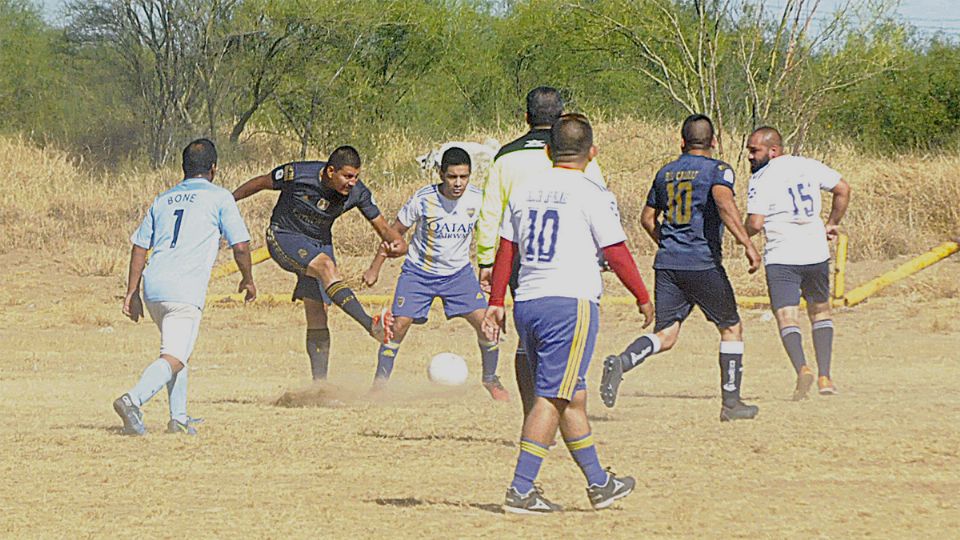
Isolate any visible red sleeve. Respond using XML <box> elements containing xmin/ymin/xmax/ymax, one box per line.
<box><xmin>489</xmin><ymin>237</ymin><xmax>517</xmax><ymax>307</ymax></box>
<box><xmin>602</xmin><ymin>242</ymin><xmax>650</xmax><ymax>305</ymax></box>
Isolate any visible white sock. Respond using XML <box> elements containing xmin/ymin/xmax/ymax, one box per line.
<box><xmin>129</xmin><ymin>358</ymin><xmax>173</xmax><ymax>407</ymax></box>
<box><xmin>166</xmin><ymin>366</ymin><xmax>188</xmax><ymax>423</ymax></box>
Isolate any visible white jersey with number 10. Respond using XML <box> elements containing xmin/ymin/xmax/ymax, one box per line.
<box><xmin>500</xmin><ymin>167</ymin><xmax>627</xmax><ymax>303</ymax></box>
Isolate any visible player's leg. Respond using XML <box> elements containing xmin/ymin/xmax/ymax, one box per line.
<box><xmin>305</xmin><ymin>252</ymin><xmax>389</xmax><ymax>341</ymax></box>
<box><xmin>303</xmin><ymin>297</ymin><xmax>331</xmax><ymax>380</ymax></box>
<box><xmin>463</xmin><ymin>309</ymin><xmax>509</xmax><ymax>400</ymax></box>
<box><xmin>373</xmin><ymin>316</ymin><xmax>413</xmax><ymax>384</ymax></box>
<box><xmin>164</xmin><ymin>304</ymin><xmax>203</xmax><ymax>435</ymax></box>
<box><xmin>802</xmin><ymin>261</ymin><xmax>837</xmax><ymax>394</ymax></box>
<box><xmin>600</xmin><ymin>269</ymin><xmax>691</xmax><ymax>408</ymax></box>
<box><xmin>373</xmin><ymin>268</ymin><xmax>434</xmax><ymax>385</ymax></box>
<box><xmin>766</xmin><ymin>264</ymin><xmax>814</xmax><ymax>399</ymax></box>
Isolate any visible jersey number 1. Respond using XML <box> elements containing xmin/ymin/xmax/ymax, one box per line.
<box><xmin>170</xmin><ymin>209</ymin><xmax>185</xmax><ymax>248</ymax></box>
<box><xmin>524</xmin><ymin>209</ymin><xmax>559</xmax><ymax>263</ymax></box>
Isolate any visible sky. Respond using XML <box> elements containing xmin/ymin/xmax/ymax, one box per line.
<box><xmin>37</xmin><ymin>0</ymin><xmax>960</xmax><ymax>36</ymax></box>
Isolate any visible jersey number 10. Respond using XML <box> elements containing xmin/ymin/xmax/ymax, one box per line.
<box><xmin>666</xmin><ymin>180</ymin><xmax>693</xmax><ymax>225</ymax></box>
<box><xmin>524</xmin><ymin>209</ymin><xmax>560</xmax><ymax>263</ymax></box>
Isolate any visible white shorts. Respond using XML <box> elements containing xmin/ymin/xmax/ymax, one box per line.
<box><xmin>146</xmin><ymin>301</ymin><xmax>203</xmax><ymax>364</ymax></box>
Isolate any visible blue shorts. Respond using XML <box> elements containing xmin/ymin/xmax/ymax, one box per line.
<box><xmin>392</xmin><ymin>262</ymin><xmax>486</xmax><ymax>323</ymax></box>
<box><xmin>765</xmin><ymin>261</ymin><xmax>831</xmax><ymax>311</ymax></box>
<box><xmin>266</xmin><ymin>225</ymin><xmax>334</xmax><ymax>304</ymax></box>
<box><xmin>513</xmin><ymin>297</ymin><xmax>599</xmax><ymax>401</ymax></box>
<box><xmin>654</xmin><ymin>267</ymin><xmax>740</xmax><ymax>332</ymax></box>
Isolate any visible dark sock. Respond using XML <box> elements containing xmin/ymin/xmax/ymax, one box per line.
<box><xmin>375</xmin><ymin>341</ymin><xmax>400</xmax><ymax>381</ymax></box>
<box><xmin>565</xmin><ymin>433</ymin><xmax>608</xmax><ymax>487</ymax></box>
<box><xmin>620</xmin><ymin>334</ymin><xmax>662</xmax><ymax>373</ymax></box>
<box><xmin>511</xmin><ymin>439</ymin><xmax>549</xmax><ymax>494</ymax></box>
<box><xmin>479</xmin><ymin>340</ymin><xmax>499</xmax><ymax>382</ymax></box>
<box><xmin>306</xmin><ymin>328</ymin><xmax>331</xmax><ymax>380</ymax></box>
<box><xmin>515</xmin><ymin>346</ymin><xmax>535</xmax><ymax>417</ymax></box>
<box><xmin>719</xmin><ymin>341</ymin><xmax>744</xmax><ymax>406</ymax></box>
<box><xmin>779</xmin><ymin>326</ymin><xmax>807</xmax><ymax>374</ymax></box>
<box><xmin>326</xmin><ymin>281</ymin><xmax>372</xmax><ymax>331</ymax></box>
<box><xmin>812</xmin><ymin>320</ymin><xmax>834</xmax><ymax>378</ymax></box>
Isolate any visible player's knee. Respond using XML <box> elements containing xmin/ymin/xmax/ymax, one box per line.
<box><xmin>720</xmin><ymin>322</ymin><xmax>743</xmax><ymax>341</ymax></box>
<box><xmin>161</xmin><ymin>354</ymin><xmax>184</xmax><ymax>374</ymax></box>
<box><xmin>774</xmin><ymin>306</ymin><xmax>800</xmax><ymax>328</ymax></box>
<box><xmin>657</xmin><ymin>323</ymin><xmax>680</xmax><ymax>351</ymax></box>
<box><xmin>807</xmin><ymin>301</ymin><xmax>831</xmax><ymax>321</ymax></box>
<box><xmin>392</xmin><ymin>317</ymin><xmax>413</xmax><ymax>342</ymax></box>
<box><xmin>306</xmin><ymin>254</ymin><xmax>337</xmax><ymax>280</ymax></box>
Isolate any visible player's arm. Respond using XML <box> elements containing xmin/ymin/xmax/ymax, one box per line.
<box><xmin>123</xmin><ymin>245</ymin><xmax>147</xmax><ymax>322</ymax></box>
<box><xmin>233</xmin><ymin>173</ymin><xmax>273</xmax><ymax>201</ymax></box>
<box><xmin>640</xmin><ymin>205</ymin><xmax>661</xmax><ymax>243</ymax></box>
<box><xmin>482</xmin><ymin>236</ymin><xmax>516</xmax><ymax>343</ymax></box>
<box><xmin>368</xmin><ymin>214</ymin><xmax>407</xmax><ymax>258</ymax></box>
<box><xmin>363</xmin><ymin>219</ymin><xmax>411</xmax><ymax>287</ymax></box>
<box><xmin>825</xmin><ymin>179</ymin><xmax>851</xmax><ymax>240</ymax></box>
<box><xmin>231</xmin><ymin>241</ymin><xmax>257</xmax><ymax>302</ymax></box>
<box><xmin>745</xmin><ymin>214</ymin><xmax>765</xmax><ymax>237</ymax></box>
<box><xmin>603</xmin><ymin>242</ymin><xmax>654</xmax><ymax>328</ymax></box>
<box><xmin>712</xmin><ymin>185</ymin><xmax>761</xmax><ymax>273</ymax></box>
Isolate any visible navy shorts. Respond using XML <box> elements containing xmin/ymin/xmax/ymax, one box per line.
<box><xmin>392</xmin><ymin>263</ymin><xmax>486</xmax><ymax>323</ymax></box>
<box><xmin>654</xmin><ymin>267</ymin><xmax>740</xmax><ymax>332</ymax></box>
<box><xmin>765</xmin><ymin>261</ymin><xmax>831</xmax><ymax>311</ymax></box>
<box><xmin>266</xmin><ymin>225</ymin><xmax>335</xmax><ymax>304</ymax></box>
<box><xmin>513</xmin><ymin>297</ymin><xmax>599</xmax><ymax>401</ymax></box>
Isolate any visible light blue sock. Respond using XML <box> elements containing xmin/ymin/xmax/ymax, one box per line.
<box><xmin>166</xmin><ymin>366</ymin><xmax>188</xmax><ymax>423</ymax></box>
<box><xmin>129</xmin><ymin>358</ymin><xmax>173</xmax><ymax>407</ymax></box>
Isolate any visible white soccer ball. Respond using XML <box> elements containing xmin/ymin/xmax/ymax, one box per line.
<box><xmin>427</xmin><ymin>352</ymin><xmax>469</xmax><ymax>386</ymax></box>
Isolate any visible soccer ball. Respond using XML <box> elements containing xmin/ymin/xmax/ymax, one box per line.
<box><xmin>427</xmin><ymin>353</ymin><xmax>469</xmax><ymax>386</ymax></box>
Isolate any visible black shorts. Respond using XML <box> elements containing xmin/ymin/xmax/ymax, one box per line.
<box><xmin>654</xmin><ymin>267</ymin><xmax>741</xmax><ymax>332</ymax></box>
<box><xmin>265</xmin><ymin>225</ymin><xmax>335</xmax><ymax>304</ymax></box>
<box><xmin>765</xmin><ymin>261</ymin><xmax>830</xmax><ymax>311</ymax></box>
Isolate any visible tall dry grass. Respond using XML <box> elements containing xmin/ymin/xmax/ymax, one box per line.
<box><xmin>5</xmin><ymin>122</ymin><xmax>958</xmax><ymax>276</ymax></box>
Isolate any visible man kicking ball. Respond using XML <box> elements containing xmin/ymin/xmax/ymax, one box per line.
<box><xmin>363</xmin><ymin>147</ymin><xmax>509</xmax><ymax>400</ymax></box>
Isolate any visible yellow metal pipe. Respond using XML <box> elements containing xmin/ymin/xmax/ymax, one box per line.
<box><xmin>833</xmin><ymin>233</ymin><xmax>848</xmax><ymax>299</ymax></box>
<box><xmin>843</xmin><ymin>241</ymin><xmax>959</xmax><ymax>307</ymax></box>
<box><xmin>210</xmin><ymin>246</ymin><xmax>272</xmax><ymax>280</ymax></box>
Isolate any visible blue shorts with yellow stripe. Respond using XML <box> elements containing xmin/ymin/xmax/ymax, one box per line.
<box><xmin>513</xmin><ymin>297</ymin><xmax>599</xmax><ymax>401</ymax></box>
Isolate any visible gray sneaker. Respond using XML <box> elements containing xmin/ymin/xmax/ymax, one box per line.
<box><xmin>720</xmin><ymin>400</ymin><xmax>760</xmax><ymax>422</ymax></box>
<box><xmin>113</xmin><ymin>393</ymin><xmax>145</xmax><ymax>436</ymax></box>
<box><xmin>503</xmin><ymin>485</ymin><xmax>563</xmax><ymax>515</ymax></box>
<box><xmin>599</xmin><ymin>355</ymin><xmax>625</xmax><ymax>408</ymax></box>
<box><xmin>587</xmin><ymin>471</ymin><xmax>636</xmax><ymax>510</ymax></box>
<box><xmin>166</xmin><ymin>417</ymin><xmax>201</xmax><ymax>435</ymax></box>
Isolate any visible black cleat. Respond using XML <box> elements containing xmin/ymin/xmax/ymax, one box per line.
<box><xmin>587</xmin><ymin>471</ymin><xmax>636</xmax><ymax>510</ymax></box>
<box><xmin>503</xmin><ymin>485</ymin><xmax>563</xmax><ymax>515</ymax></box>
<box><xmin>113</xmin><ymin>393</ymin><xmax>146</xmax><ymax>435</ymax></box>
<box><xmin>720</xmin><ymin>400</ymin><xmax>759</xmax><ymax>422</ymax></box>
<box><xmin>599</xmin><ymin>355</ymin><xmax>625</xmax><ymax>408</ymax></box>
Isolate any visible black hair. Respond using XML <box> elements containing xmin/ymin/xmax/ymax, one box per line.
<box><xmin>439</xmin><ymin>147</ymin><xmax>471</xmax><ymax>174</ymax></box>
<box><xmin>526</xmin><ymin>86</ymin><xmax>565</xmax><ymax>127</ymax></box>
<box><xmin>549</xmin><ymin>113</ymin><xmax>593</xmax><ymax>162</ymax></box>
<box><xmin>681</xmin><ymin>114</ymin><xmax>715</xmax><ymax>150</ymax></box>
<box><xmin>750</xmin><ymin>125</ymin><xmax>783</xmax><ymax>148</ymax></box>
<box><xmin>327</xmin><ymin>145</ymin><xmax>362</xmax><ymax>171</ymax></box>
<box><xmin>182</xmin><ymin>138</ymin><xmax>217</xmax><ymax>177</ymax></box>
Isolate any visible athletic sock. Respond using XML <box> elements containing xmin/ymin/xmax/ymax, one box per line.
<box><xmin>514</xmin><ymin>345</ymin><xmax>535</xmax><ymax>417</ymax></box>
<box><xmin>129</xmin><ymin>358</ymin><xmax>174</xmax><ymax>408</ymax></box>
<box><xmin>511</xmin><ymin>438</ymin><xmax>549</xmax><ymax>494</ymax></box>
<box><xmin>619</xmin><ymin>334</ymin><xmax>662</xmax><ymax>373</ymax></box>
<box><xmin>166</xmin><ymin>366</ymin><xmax>188</xmax><ymax>424</ymax></box>
<box><xmin>325</xmin><ymin>281</ymin><xmax>373</xmax><ymax>331</ymax></box>
<box><xmin>306</xmin><ymin>328</ymin><xmax>331</xmax><ymax>380</ymax></box>
<box><xmin>779</xmin><ymin>326</ymin><xmax>807</xmax><ymax>374</ymax></box>
<box><xmin>375</xmin><ymin>341</ymin><xmax>401</xmax><ymax>381</ymax></box>
<box><xmin>479</xmin><ymin>339</ymin><xmax>499</xmax><ymax>382</ymax></box>
<box><xmin>719</xmin><ymin>341</ymin><xmax>744</xmax><ymax>406</ymax></box>
<box><xmin>812</xmin><ymin>319</ymin><xmax>834</xmax><ymax>378</ymax></box>
<box><xmin>565</xmin><ymin>433</ymin><xmax>608</xmax><ymax>487</ymax></box>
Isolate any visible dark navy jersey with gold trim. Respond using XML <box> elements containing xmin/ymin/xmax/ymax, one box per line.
<box><xmin>268</xmin><ymin>161</ymin><xmax>381</xmax><ymax>244</ymax></box>
<box><xmin>646</xmin><ymin>154</ymin><xmax>735</xmax><ymax>271</ymax></box>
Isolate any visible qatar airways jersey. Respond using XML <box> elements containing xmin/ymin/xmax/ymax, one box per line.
<box><xmin>397</xmin><ymin>184</ymin><xmax>482</xmax><ymax>276</ymax></box>
<box><xmin>500</xmin><ymin>167</ymin><xmax>627</xmax><ymax>303</ymax></box>
<box><xmin>747</xmin><ymin>155</ymin><xmax>841</xmax><ymax>265</ymax></box>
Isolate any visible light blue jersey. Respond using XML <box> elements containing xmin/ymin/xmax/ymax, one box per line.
<box><xmin>131</xmin><ymin>177</ymin><xmax>250</xmax><ymax>308</ymax></box>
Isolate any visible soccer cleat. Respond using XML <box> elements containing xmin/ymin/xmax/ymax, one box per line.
<box><xmin>113</xmin><ymin>393</ymin><xmax>146</xmax><ymax>436</ymax></box>
<box><xmin>482</xmin><ymin>376</ymin><xmax>511</xmax><ymax>401</ymax></box>
<box><xmin>503</xmin><ymin>485</ymin><xmax>563</xmax><ymax>515</ymax></box>
<box><xmin>793</xmin><ymin>365</ymin><xmax>815</xmax><ymax>401</ymax></box>
<box><xmin>599</xmin><ymin>354</ymin><xmax>626</xmax><ymax>408</ymax></box>
<box><xmin>370</xmin><ymin>307</ymin><xmax>394</xmax><ymax>344</ymax></box>
<box><xmin>720</xmin><ymin>400</ymin><xmax>760</xmax><ymax>422</ymax></box>
<box><xmin>587</xmin><ymin>470</ymin><xmax>636</xmax><ymax>510</ymax></box>
<box><xmin>166</xmin><ymin>418</ymin><xmax>198</xmax><ymax>436</ymax></box>
<box><xmin>818</xmin><ymin>376</ymin><xmax>837</xmax><ymax>395</ymax></box>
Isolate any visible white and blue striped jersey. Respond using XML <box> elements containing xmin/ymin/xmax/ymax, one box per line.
<box><xmin>397</xmin><ymin>184</ymin><xmax>482</xmax><ymax>276</ymax></box>
<box><xmin>131</xmin><ymin>177</ymin><xmax>250</xmax><ymax>308</ymax></box>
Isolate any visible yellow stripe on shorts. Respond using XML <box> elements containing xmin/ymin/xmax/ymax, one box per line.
<box><xmin>519</xmin><ymin>440</ymin><xmax>549</xmax><ymax>458</ymax></box>
<box><xmin>559</xmin><ymin>300</ymin><xmax>590</xmax><ymax>399</ymax></box>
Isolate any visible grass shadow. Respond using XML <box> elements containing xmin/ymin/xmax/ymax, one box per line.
<box><xmin>359</xmin><ymin>429</ymin><xmax>516</xmax><ymax>448</ymax></box>
<box><xmin>74</xmin><ymin>424</ymin><xmax>126</xmax><ymax>434</ymax></box>
<box><xmin>369</xmin><ymin>497</ymin><xmax>504</xmax><ymax>514</ymax></box>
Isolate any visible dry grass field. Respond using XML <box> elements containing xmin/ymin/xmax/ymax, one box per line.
<box><xmin>2</xmin><ymin>130</ymin><xmax>959</xmax><ymax>537</ymax></box>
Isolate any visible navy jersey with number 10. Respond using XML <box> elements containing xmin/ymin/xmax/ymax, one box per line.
<box><xmin>646</xmin><ymin>154</ymin><xmax>735</xmax><ymax>271</ymax></box>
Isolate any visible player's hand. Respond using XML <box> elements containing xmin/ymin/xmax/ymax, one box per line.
<box><xmin>638</xmin><ymin>301</ymin><xmax>654</xmax><ymax>329</ymax></box>
<box><xmin>123</xmin><ymin>291</ymin><xmax>143</xmax><ymax>322</ymax></box>
<box><xmin>362</xmin><ymin>267</ymin><xmax>379</xmax><ymax>287</ymax></box>
<box><xmin>825</xmin><ymin>224</ymin><xmax>840</xmax><ymax>242</ymax></box>
<box><xmin>482</xmin><ymin>305</ymin><xmax>506</xmax><ymax>342</ymax></box>
<box><xmin>382</xmin><ymin>238</ymin><xmax>407</xmax><ymax>258</ymax></box>
<box><xmin>478</xmin><ymin>267</ymin><xmax>492</xmax><ymax>294</ymax></box>
<box><xmin>239</xmin><ymin>278</ymin><xmax>257</xmax><ymax>302</ymax></box>
<box><xmin>745</xmin><ymin>244</ymin><xmax>761</xmax><ymax>274</ymax></box>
